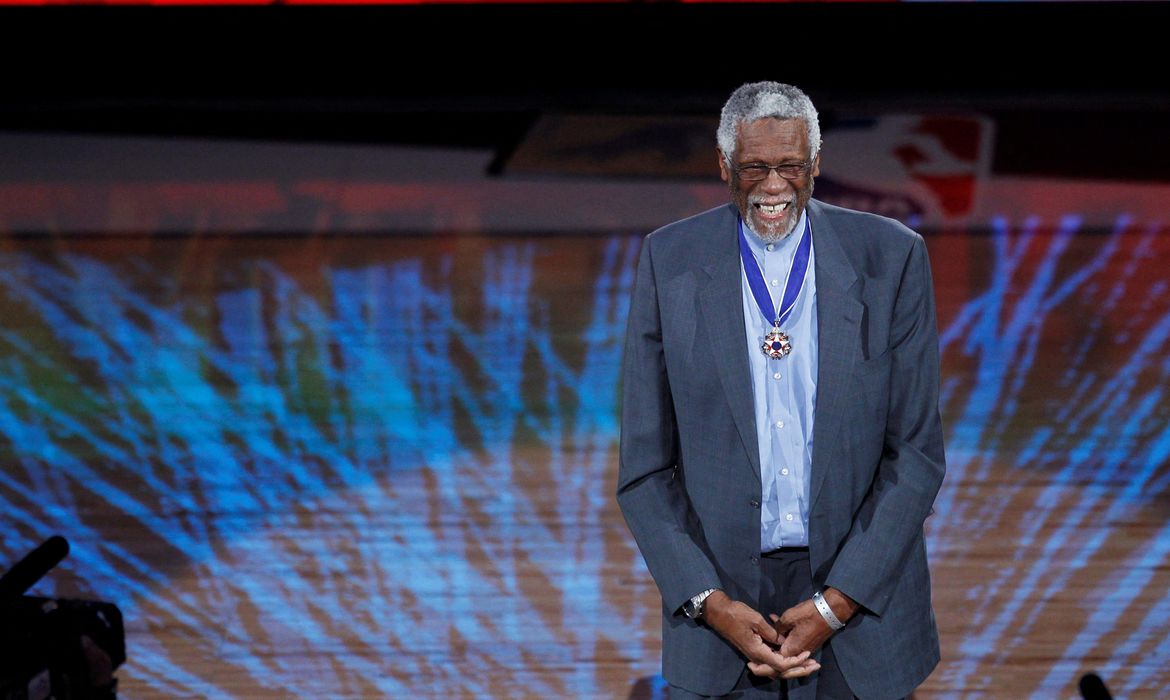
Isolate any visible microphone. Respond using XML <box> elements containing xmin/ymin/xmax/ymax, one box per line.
<box><xmin>1079</xmin><ymin>672</ymin><xmax>1113</xmax><ymax>700</ymax></box>
<box><xmin>0</xmin><ymin>535</ymin><xmax>70</xmax><ymax>603</ymax></box>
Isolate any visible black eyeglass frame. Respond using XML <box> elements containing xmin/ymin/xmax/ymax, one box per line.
<box><xmin>732</xmin><ymin>161</ymin><xmax>813</xmax><ymax>182</ymax></box>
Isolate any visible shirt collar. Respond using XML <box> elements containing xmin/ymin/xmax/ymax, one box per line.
<box><xmin>739</xmin><ymin>208</ymin><xmax>810</xmax><ymax>258</ymax></box>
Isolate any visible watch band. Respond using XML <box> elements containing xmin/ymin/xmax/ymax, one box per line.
<box><xmin>813</xmin><ymin>590</ymin><xmax>845</xmax><ymax>631</ymax></box>
<box><xmin>683</xmin><ymin>588</ymin><xmax>718</xmax><ymax>620</ymax></box>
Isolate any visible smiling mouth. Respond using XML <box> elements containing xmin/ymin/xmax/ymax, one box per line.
<box><xmin>755</xmin><ymin>202</ymin><xmax>791</xmax><ymax>217</ymax></box>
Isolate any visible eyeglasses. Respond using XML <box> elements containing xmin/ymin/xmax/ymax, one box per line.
<box><xmin>734</xmin><ymin>162</ymin><xmax>812</xmax><ymax>182</ymax></box>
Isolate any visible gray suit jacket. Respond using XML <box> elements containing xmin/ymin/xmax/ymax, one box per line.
<box><xmin>617</xmin><ymin>199</ymin><xmax>945</xmax><ymax>699</ymax></box>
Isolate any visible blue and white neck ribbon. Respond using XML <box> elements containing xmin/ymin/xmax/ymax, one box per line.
<box><xmin>737</xmin><ymin>217</ymin><xmax>812</xmax><ymax>359</ymax></box>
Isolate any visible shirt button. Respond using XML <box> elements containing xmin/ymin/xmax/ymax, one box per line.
<box><xmin>775</xmin><ymin>420</ymin><xmax>784</xmax><ymax>429</ymax></box>
<box><xmin>773</xmin><ymin>372</ymin><xmax>781</xmax><ymax>380</ymax></box>
<box><xmin>770</xmin><ymin>279</ymin><xmax>780</xmax><ymax>287</ymax></box>
<box><xmin>766</xmin><ymin>244</ymin><xmax>775</xmax><ymax>252</ymax></box>
<box><xmin>781</xmin><ymin>468</ymin><xmax>790</xmax><ymax>476</ymax></box>
<box><xmin>786</xmin><ymin>513</ymin><xmax>794</xmax><ymax>521</ymax></box>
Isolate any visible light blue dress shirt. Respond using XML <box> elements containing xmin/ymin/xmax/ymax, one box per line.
<box><xmin>739</xmin><ymin>212</ymin><xmax>818</xmax><ymax>550</ymax></box>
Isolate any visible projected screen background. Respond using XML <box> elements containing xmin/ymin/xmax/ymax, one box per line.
<box><xmin>2</xmin><ymin>217</ymin><xmax>1169</xmax><ymax>698</ymax></box>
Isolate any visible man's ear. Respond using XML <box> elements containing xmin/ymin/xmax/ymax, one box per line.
<box><xmin>717</xmin><ymin>149</ymin><xmax>731</xmax><ymax>183</ymax></box>
<box><xmin>811</xmin><ymin>152</ymin><xmax>821</xmax><ymax>178</ymax></box>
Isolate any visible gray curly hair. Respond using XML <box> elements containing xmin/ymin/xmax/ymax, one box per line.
<box><xmin>717</xmin><ymin>81</ymin><xmax>821</xmax><ymax>164</ymax></box>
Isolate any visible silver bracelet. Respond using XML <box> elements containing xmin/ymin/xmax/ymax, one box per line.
<box><xmin>813</xmin><ymin>590</ymin><xmax>846</xmax><ymax>631</ymax></box>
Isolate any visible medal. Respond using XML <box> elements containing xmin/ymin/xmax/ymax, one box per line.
<box><xmin>763</xmin><ymin>323</ymin><xmax>792</xmax><ymax>359</ymax></box>
<box><xmin>737</xmin><ymin>216</ymin><xmax>811</xmax><ymax>360</ymax></box>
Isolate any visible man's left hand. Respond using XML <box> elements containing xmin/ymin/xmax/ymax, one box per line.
<box><xmin>775</xmin><ymin>587</ymin><xmax>860</xmax><ymax>657</ymax></box>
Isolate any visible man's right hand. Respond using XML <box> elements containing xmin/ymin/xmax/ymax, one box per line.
<box><xmin>702</xmin><ymin>591</ymin><xmax>821</xmax><ymax>679</ymax></box>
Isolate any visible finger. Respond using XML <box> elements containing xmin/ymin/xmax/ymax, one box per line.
<box><xmin>781</xmin><ymin>661</ymin><xmax>821</xmax><ymax>679</ymax></box>
<box><xmin>756</xmin><ymin>646</ymin><xmax>810</xmax><ymax>672</ymax></box>
<box><xmin>768</xmin><ymin>613</ymin><xmax>791</xmax><ymax>639</ymax></box>
<box><xmin>750</xmin><ymin>618</ymin><xmax>781</xmax><ymax>645</ymax></box>
<box><xmin>779</xmin><ymin>629</ymin><xmax>809</xmax><ymax>657</ymax></box>
<box><xmin>780</xmin><ymin>658</ymin><xmax>821</xmax><ymax>677</ymax></box>
<box><xmin>777</xmin><ymin>650</ymin><xmax>810</xmax><ymax>670</ymax></box>
<box><xmin>747</xmin><ymin>661</ymin><xmax>780</xmax><ymax>679</ymax></box>
<box><xmin>780</xmin><ymin>636</ymin><xmax>817</xmax><ymax>658</ymax></box>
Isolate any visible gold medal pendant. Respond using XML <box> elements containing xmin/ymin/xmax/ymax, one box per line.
<box><xmin>762</xmin><ymin>324</ymin><xmax>792</xmax><ymax>359</ymax></box>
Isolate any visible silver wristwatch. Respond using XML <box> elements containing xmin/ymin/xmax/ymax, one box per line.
<box><xmin>683</xmin><ymin>588</ymin><xmax>718</xmax><ymax>620</ymax></box>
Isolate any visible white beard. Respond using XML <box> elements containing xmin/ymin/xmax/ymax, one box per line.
<box><xmin>743</xmin><ymin>212</ymin><xmax>798</xmax><ymax>243</ymax></box>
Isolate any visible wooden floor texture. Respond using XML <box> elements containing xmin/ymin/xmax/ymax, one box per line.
<box><xmin>2</xmin><ymin>221</ymin><xmax>1169</xmax><ymax>698</ymax></box>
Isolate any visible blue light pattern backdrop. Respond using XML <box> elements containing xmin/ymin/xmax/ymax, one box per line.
<box><xmin>0</xmin><ymin>218</ymin><xmax>1168</xmax><ymax>698</ymax></box>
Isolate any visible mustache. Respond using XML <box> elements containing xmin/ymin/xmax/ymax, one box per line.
<box><xmin>748</xmin><ymin>195</ymin><xmax>793</xmax><ymax>206</ymax></box>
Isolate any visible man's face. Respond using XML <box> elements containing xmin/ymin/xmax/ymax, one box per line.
<box><xmin>718</xmin><ymin>118</ymin><xmax>820</xmax><ymax>241</ymax></box>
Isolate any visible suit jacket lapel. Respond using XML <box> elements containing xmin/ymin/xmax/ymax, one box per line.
<box><xmin>693</xmin><ymin>201</ymin><xmax>863</xmax><ymax>490</ymax></box>
<box><xmin>808</xmin><ymin>200</ymin><xmax>863</xmax><ymax>511</ymax></box>
<box><xmin>698</xmin><ymin>206</ymin><xmax>762</xmax><ymax>481</ymax></box>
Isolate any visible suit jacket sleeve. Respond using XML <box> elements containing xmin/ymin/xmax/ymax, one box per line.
<box><xmin>616</xmin><ymin>233</ymin><xmax>722</xmax><ymax>614</ymax></box>
<box><xmin>824</xmin><ymin>233</ymin><xmax>947</xmax><ymax>616</ymax></box>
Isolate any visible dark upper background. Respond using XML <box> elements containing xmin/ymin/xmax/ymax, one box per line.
<box><xmin>2</xmin><ymin>2</ymin><xmax>1169</xmax><ymax>181</ymax></box>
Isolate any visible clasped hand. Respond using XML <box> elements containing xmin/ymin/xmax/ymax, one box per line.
<box><xmin>702</xmin><ymin>591</ymin><xmax>820</xmax><ymax>679</ymax></box>
<box><xmin>775</xmin><ymin>587</ymin><xmax>860</xmax><ymax>658</ymax></box>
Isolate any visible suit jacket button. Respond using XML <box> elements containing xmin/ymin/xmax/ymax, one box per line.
<box><xmin>750</xmin><ymin>499</ymin><xmax>760</xmax><ymax>508</ymax></box>
<box><xmin>750</xmin><ymin>555</ymin><xmax>759</xmax><ymax>565</ymax></box>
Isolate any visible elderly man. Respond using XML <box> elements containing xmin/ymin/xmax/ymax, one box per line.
<box><xmin>617</xmin><ymin>81</ymin><xmax>946</xmax><ymax>699</ymax></box>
